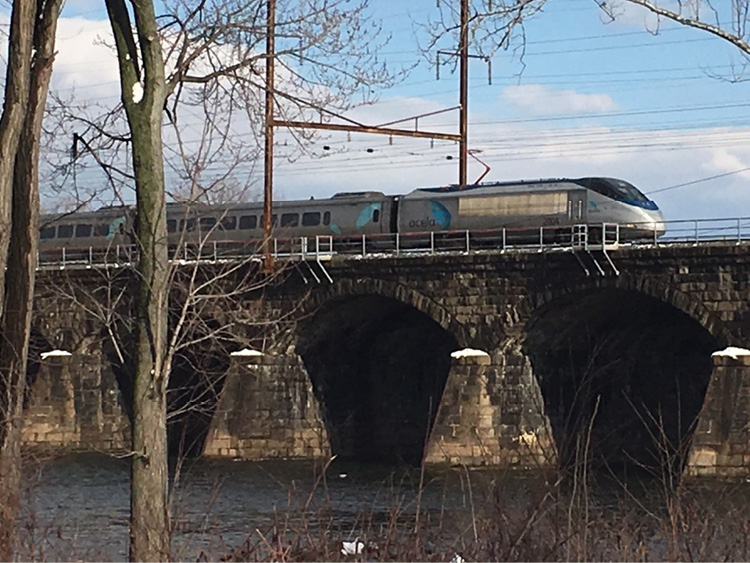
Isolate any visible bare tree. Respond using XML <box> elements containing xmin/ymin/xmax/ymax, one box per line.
<box><xmin>425</xmin><ymin>0</ymin><xmax>750</xmax><ymax>73</ymax></box>
<box><xmin>0</xmin><ymin>0</ymin><xmax>63</xmax><ymax>557</ymax></box>
<box><xmin>52</xmin><ymin>2</ymin><xmax>396</xmax><ymax>558</ymax></box>
<box><xmin>103</xmin><ymin>0</ymin><xmax>172</xmax><ymax>558</ymax></box>
<box><xmin>45</xmin><ymin>0</ymin><xmax>395</xmax><ymax>211</ymax></box>
<box><xmin>602</xmin><ymin>0</ymin><xmax>750</xmax><ymax>56</ymax></box>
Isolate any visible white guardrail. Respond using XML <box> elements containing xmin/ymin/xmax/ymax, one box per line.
<box><xmin>36</xmin><ymin>217</ymin><xmax>750</xmax><ymax>269</ymax></box>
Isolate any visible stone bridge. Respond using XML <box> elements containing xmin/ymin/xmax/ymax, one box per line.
<box><xmin>21</xmin><ymin>242</ymin><xmax>750</xmax><ymax>477</ymax></box>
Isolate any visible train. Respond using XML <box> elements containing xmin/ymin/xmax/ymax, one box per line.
<box><xmin>38</xmin><ymin>177</ymin><xmax>665</xmax><ymax>256</ymax></box>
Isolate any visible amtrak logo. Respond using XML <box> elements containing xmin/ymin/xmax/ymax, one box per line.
<box><xmin>356</xmin><ymin>203</ymin><xmax>382</xmax><ymax>230</ymax></box>
<box><xmin>589</xmin><ymin>201</ymin><xmax>598</xmax><ymax>210</ymax></box>
<box><xmin>106</xmin><ymin>216</ymin><xmax>127</xmax><ymax>239</ymax></box>
<box><xmin>430</xmin><ymin>201</ymin><xmax>451</xmax><ymax>229</ymax></box>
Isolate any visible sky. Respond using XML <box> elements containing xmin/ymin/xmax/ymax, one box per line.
<box><xmin>38</xmin><ymin>0</ymin><xmax>750</xmax><ymax>221</ymax></box>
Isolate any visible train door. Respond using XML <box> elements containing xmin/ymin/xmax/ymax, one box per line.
<box><xmin>567</xmin><ymin>190</ymin><xmax>587</xmax><ymax>224</ymax></box>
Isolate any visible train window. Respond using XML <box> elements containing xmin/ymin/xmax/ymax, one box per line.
<box><xmin>40</xmin><ymin>226</ymin><xmax>55</xmax><ymax>239</ymax></box>
<box><xmin>281</xmin><ymin>213</ymin><xmax>299</xmax><ymax>227</ymax></box>
<box><xmin>220</xmin><ymin>216</ymin><xmax>237</xmax><ymax>231</ymax></box>
<box><xmin>75</xmin><ymin>224</ymin><xmax>92</xmax><ymax>238</ymax></box>
<box><xmin>373</xmin><ymin>209</ymin><xmax>381</xmax><ymax>223</ymax></box>
<box><xmin>180</xmin><ymin>218</ymin><xmax>196</xmax><ymax>232</ymax></box>
<box><xmin>302</xmin><ymin>212</ymin><xmax>320</xmax><ymax>226</ymax></box>
<box><xmin>611</xmin><ymin>179</ymin><xmax>649</xmax><ymax>202</ymax></box>
<box><xmin>57</xmin><ymin>224</ymin><xmax>73</xmax><ymax>238</ymax></box>
<box><xmin>94</xmin><ymin>224</ymin><xmax>110</xmax><ymax>237</ymax></box>
<box><xmin>167</xmin><ymin>219</ymin><xmax>177</xmax><ymax>233</ymax></box>
<box><xmin>586</xmin><ymin>178</ymin><xmax>648</xmax><ymax>203</ymax></box>
<box><xmin>323</xmin><ymin>211</ymin><xmax>331</xmax><ymax>225</ymax></box>
<box><xmin>199</xmin><ymin>217</ymin><xmax>217</xmax><ymax>230</ymax></box>
<box><xmin>239</xmin><ymin>215</ymin><xmax>257</xmax><ymax>229</ymax></box>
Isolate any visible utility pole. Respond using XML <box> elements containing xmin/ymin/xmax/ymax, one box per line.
<box><xmin>262</xmin><ymin>0</ymin><xmax>472</xmax><ymax>269</ymax></box>
<box><xmin>263</xmin><ymin>0</ymin><xmax>275</xmax><ymax>270</ymax></box>
<box><xmin>459</xmin><ymin>0</ymin><xmax>468</xmax><ymax>190</ymax></box>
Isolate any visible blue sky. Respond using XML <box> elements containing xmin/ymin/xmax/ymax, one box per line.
<box><xmin>44</xmin><ymin>0</ymin><xmax>750</xmax><ymax>221</ymax></box>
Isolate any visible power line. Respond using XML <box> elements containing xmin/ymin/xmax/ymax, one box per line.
<box><xmin>647</xmin><ymin>167</ymin><xmax>750</xmax><ymax>194</ymax></box>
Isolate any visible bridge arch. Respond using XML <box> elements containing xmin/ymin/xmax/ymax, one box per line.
<box><xmin>521</xmin><ymin>276</ymin><xmax>725</xmax><ymax>473</ymax></box>
<box><xmin>299</xmin><ymin>278</ymin><xmax>474</xmax><ymax>347</ymax></box>
<box><xmin>295</xmin><ymin>280</ymin><xmax>470</xmax><ymax>465</ymax></box>
<box><xmin>101</xmin><ymin>313</ymin><xmax>233</xmax><ymax>458</ymax></box>
<box><xmin>522</xmin><ymin>273</ymin><xmax>730</xmax><ymax>344</ymax></box>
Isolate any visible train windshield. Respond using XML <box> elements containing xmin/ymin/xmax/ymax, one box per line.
<box><xmin>585</xmin><ymin>178</ymin><xmax>651</xmax><ymax>204</ymax></box>
<box><xmin>609</xmin><ymin>179</ymin><xmax>650</xmax><ymax>202</ymax></box>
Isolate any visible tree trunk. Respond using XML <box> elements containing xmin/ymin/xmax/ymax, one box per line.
<box><xmin>128</xmin><ymin>110</ymin><xmax>171</xmax><ymax>560</ymax></box>
<box><xmin>105</xmin><ymin>0</ymin><xmax>171</xmax><ymax>557</ymax></box>
<box><xmin>0</xmin><ymin>0</ymin><xmax>46</xmax><ymax>558</ymax></box>
<box><xmin>0</xmin><ymin>0</ymin><xmax>33</xmax><ymax>320</ymax></box>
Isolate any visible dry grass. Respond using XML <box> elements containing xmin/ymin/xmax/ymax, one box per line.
<box><xmin>211</xmin><ymin>466</ymin><xmax>750</xmax><ymax>562</ymax></box>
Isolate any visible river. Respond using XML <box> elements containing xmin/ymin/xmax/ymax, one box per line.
<box><xmin>20</xmin><ymin>453</ymin><xmax>750</xmax><ymax>561</ymax></box>
<box><xmin>22</xmin><ymin>453</ymin><xmax>502</xmax><ymax>561</ymax></box>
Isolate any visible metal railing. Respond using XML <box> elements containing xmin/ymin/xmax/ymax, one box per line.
<box><xmin>36</xmin><ymin>217</ymin><xmax>750</xmax><ymax>269</ymax></box>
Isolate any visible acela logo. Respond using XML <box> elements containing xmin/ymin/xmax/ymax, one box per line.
<box><xmin>409</xmin><ymin>218</ymin><xmax>437</xmax><ymax>228</ymax></box>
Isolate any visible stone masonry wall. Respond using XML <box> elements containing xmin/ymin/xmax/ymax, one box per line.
<box><xmin>425</xmin><ymin>353</ymin><xmax>555</xmax><ymax>467</ymax></box>
<box><xmin>204</xmin><ymin>354</ymin><xmax>329</xmax><ymax>460</ymax></box>
<box><xmin>686</xmin><ymin>354</ymin><xmax>750</xmax><ymax>478</ymax></box>
<box><xmin>22</xmin><ymin>354</ymin><xmax>130</xmax><ymax>453</ymax></box>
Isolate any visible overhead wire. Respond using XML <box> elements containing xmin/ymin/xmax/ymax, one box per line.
<box><xmin>647</xmin><ymin>167</ymin><xmax>750</xmax><ymax>194</ymax></box>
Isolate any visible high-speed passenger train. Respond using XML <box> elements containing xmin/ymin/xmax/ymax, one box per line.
<box><xmin>37</xmin><ymin>177</ymin><xmax>665</xmax><ymax>254</ymax></box>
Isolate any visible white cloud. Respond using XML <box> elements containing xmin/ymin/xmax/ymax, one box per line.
<box><xmin>501</xmin><ymin>84</ymin><xmax>618</xmax><ymax>115</ymax></box>
<box><xmin>705</xmin><ymin>148</ymin><xmax>750</xmax><ymax>179</ymax></box>
<box><xmin>52</xmin><ymin>17</ymin><xmax>119</xmax><ymax>99</ymax></box>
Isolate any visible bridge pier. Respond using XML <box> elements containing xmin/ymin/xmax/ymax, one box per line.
<box><xmin>686</xmin><ymin>354</ymin><xmax>750</xmax><ymax>478</ymax></box>
<box><xmin>425</xmin><ymin>349</ymin><xmax>555</xmax><ymax>467</ymax></box>
<box><xmin>204</xmin><ymin>353</ymin><xmax>329</xmax><ymax>460</ymax></box>
<box><xmin>22</xmin><ymin>352</ymin><xmax>130</xmax><ymax>453</ymax></box>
